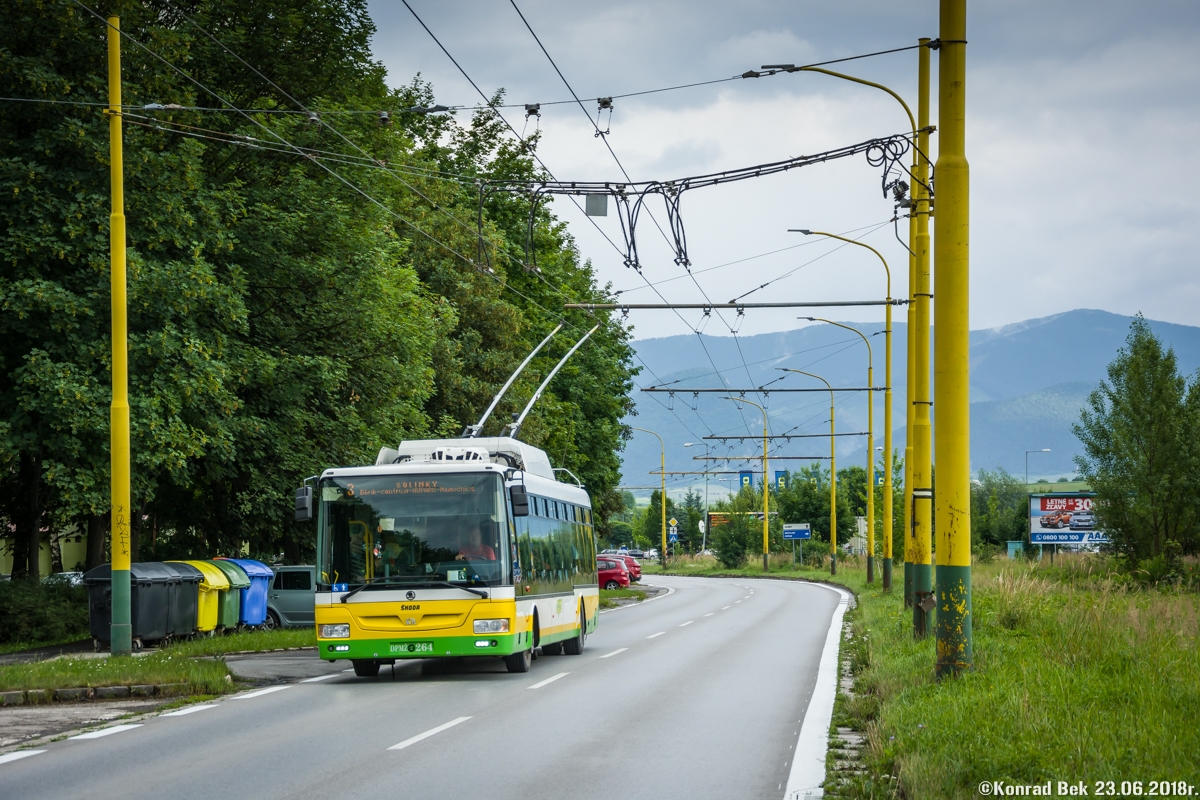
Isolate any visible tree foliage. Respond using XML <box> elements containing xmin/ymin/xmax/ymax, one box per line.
<box><xmin>1073</xmin><ymin>316</ymin><xmax>1200</xmax><ymax>566</ymax></box>
<box><xmin>1</xmin><ymin>0</ymin><xmax>635</xmax><ymax>572</ymax></box>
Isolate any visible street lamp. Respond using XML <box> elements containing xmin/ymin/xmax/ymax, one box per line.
<box><xmin>720</xmin><ymin>397</ymin><xmax>770</xmax><ymax>572</ymax></box>
<box><xmin>779</xmin><ymin>369</ymin><xmax>838</xmax><ymax>575</ymax></box>
<box><xmin>630</xmin><ymin>426</ymin><xmax>667</xmax><ymax>568</ymax></box>
<box><xmin>800</xmin><ymin>317</ymin><xmax>876</xmax><ymax>584</ymax></box>
<box><xmin>790</xmin><ymin>231</ymin><xmax>895</xmax><ymax>592</ymax></box>
<box><xmin>1026</xmin><ymin>449</ymin><xmax>1051</xmax><ymax>485</ymax></box>
<box><xmin>683</xmin><ymin>442</ymin><xmax>711</xmax><ymax>552</ymax></box>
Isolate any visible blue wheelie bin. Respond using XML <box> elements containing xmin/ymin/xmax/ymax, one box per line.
<box><xmin>223</xmin><ymin>559</ymin><xmax>274</xmax><ymax>627</ymax></box>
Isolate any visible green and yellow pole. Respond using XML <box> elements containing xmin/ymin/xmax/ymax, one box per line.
<box><xmin>720</xmin><ymin>397</ymin><xmax>770</xmax><ymax>571</ymax></box>
<box><xmin>631</xmin><ymin>427</ymin><xmax>667</xmax><ymax>568</ymax></box>
<box><xmin>903</xmin><ymin>226</ymin><xmax>916</xmax><ymax>609</ymax></box>
<box><xmin>781</xmin><ymin>370</ymin><xmax>835</xmax><ymax>574</ymax></box>
<box><xmin>933</xmin><ymin>2</ymin><xmax>973</xmax><ymax>676</ymax></box>
<box><xmin>883</xmin><ymin>288</ymin><xmax>893</xmax><ymax>591</ymax></box>
<box><xmin>912</xmin><ymin>38</ymin><xmax>935</xmax><ymax>638</ymax></box>
<box><xmin>797</xmin><ymin>318</ymin><xmax>873</xmax><ymax>582</ymax></box>
<box><xmin>107</xmin><ymin>16</ymin><xmax>133</xmax><ymax>657</ymax></box>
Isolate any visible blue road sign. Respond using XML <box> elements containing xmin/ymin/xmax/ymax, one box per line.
<box><xmin>669</xmin><ymin>533</ymin><xmax>678</xmax><ymax>543</ymax></box>
<box><xmin>783</xmin><ymin>523</ymin><xmax>811</xmax><ymax>540</ymax></box>
<box><xmin>739</xmin><ymin>471</ymin><xmax>754</xmax><ymax>488</ymax></box>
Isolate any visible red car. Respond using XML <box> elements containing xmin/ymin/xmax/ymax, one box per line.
<box><xmin>609</xmin><ymin>553</ymin><xmax>642</xmax><ymax>582</ymax></box>
<box><xmin>597</xmin><ymin>557</ymin><xmax>630</xmax><ymax>590</ymax></box>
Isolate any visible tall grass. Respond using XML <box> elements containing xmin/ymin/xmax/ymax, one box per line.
<box><xmin>0</xmin><ymin>652</ymin><xmax>232</xmax><ymax>694</ymax></box>
<box><xmin>834</xmin><ymin>559</ymin><xmax>1200</xmax><ymax>797</ymax></box>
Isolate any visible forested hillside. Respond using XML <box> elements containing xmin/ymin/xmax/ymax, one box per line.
<box><xmin>0</xmin><ymin>0</ymin><xmax>635</xmax><ymax>573</ymax></box>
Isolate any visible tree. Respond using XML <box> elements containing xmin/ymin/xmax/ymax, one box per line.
<box><xmin>774</xmin><ymin>464</ymin><xmax>854</xmax><ymax>546</ymax></box>
<box><xmin>1073</xmin><ymin>316</ymin><xmax>1200</xmax><ymax>565</ymax></box>
<box><xmin>970</xmin><ymin>468</ymin><xmax>1028</xmax><ymax>551</ymax></box>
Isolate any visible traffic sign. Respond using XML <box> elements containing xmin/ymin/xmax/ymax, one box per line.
<box><xmin>669</xmin><ymin>517</ymin><xmax>678</xmax><ymax>527</ymax></box>
<box><xmin>698</xmin><ymin>521</ymin><xmax>706</xmax><ymax>534</ymax></box>
<box><xmin>783</xmin><ymin>523</ymin><xmax>811</xmax><ymax>540</ymax></box>
<box><xmin>669</xmin><ymin>532</ymin><xmax>678</xmax><ymax>543</ymax></box>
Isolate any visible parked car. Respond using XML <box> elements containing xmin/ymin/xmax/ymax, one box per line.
<box><xmin>1039</xmin><ymin>511</ymin><xmax>1072</xmax><ymax>528</ymax></box>
<box><xmin>608</xmin><ymin>553</ymin><xmax>642</xmax><ymax>582</ymax></box>
<box><xmin>1069</xmin><ymin>512</ymin><xmax>1096</xmax><ymax>530</ymax></box>
<box><xmin>625</xmin><ymin>549</ymin><xmax>645</xmax><ymax>559</ymax></box>
<box><xmin>597</xmin><ymin>557</ymin><xmax>630</xmax><ymax>590</ymax></box>
<box><xmin>266</xmin><ymin>565</ymin><xmax>316</xmax><ymax>628</ymax></box>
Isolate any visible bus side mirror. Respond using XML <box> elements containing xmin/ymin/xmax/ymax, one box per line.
<box><xmin>509</xmin><ymin>486</ymin><xmax>529</xmax><ymax>517</ymax></box>
<box><xmin>295</xmin><ymin>486</ymin><xmax>313</xmax><ymax>522</ymax></box>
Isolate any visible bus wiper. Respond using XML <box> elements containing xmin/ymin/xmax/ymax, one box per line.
<box><xmin>339</xmin><ymin>577</ymin><xmax>489</xmax><ymax>602</ymax></box>
<box><xmin>406</xmin><ymin>580</ymin><xmax>489</xmax><ymax>599</ymax></box>
<box><xmin>339</xmin><ymin>576</ymin><xmax>403</xmax><ymax>603</ymax></box>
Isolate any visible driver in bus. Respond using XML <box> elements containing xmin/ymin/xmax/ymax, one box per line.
<box><xmin>455</xmin><ymin>519</ymin><xmax>498</xmax><ymax>561</ymax></box>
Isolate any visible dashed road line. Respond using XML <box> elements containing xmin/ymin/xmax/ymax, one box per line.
<box><xmin>703</xmin><ymin>613</ymin><xmax>715</xmax><ymax>617</ymax></box>
<box><xmin>0</xmin><ymin>751</ymin><xmax>45</xmax><ymax>765</ymax></box>
<box><xmin>232</xmin><ymin>686</ymin><xmax>292</xmax><ymax>700</ymax></box>
<box><xmin>161</xmin><ymin>704</ymin><xmax>218</xmax><ymax>717</ymax></box>
<box><xmin>299</xmin><ymin>674</ymin><xmax>340</xmax><ymax>683</ymax></box>
<box><xmin>598</xmin><ymin>648</ymin><xmax>628</xmax><ymax>659</ymax></box>
<box><xmin>70</xmin><ymin>724</ymin><xmax>142</xmax><ymax>740</ymax></box>
<box><xmin>721</xmin><ymin>606</ymin><xmax>730</xmax><ymax>610</ymax></box>
<box><xmin>528</xmin><ymin>672</ymin><xmax>570</xmax><ymax>689</ymax></box>
<box><xmin>647</xmin><ymin>631</ymin><xmax>666</xmax><ymax>639</ymax></box>
<box><xmin>679</xmin><ymin>621</ymin><xmax>694</xmax><ymax>627</ymax></box>
<box><xmin>388</xmin><ymin>716</ymin><xmax>471</xmax><ymax>751</ymax></box>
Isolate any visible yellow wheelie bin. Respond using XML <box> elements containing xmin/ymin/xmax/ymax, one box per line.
<box><xmin>168</xmin><ymin>560</ymin><xmax>229</xmax><ymax>634</ymax></box>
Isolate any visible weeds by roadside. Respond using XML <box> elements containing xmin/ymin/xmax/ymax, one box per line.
<box><xmin>0</xmin><ymin>651</ymin><xmax>232</xmax><ymax>694</ymax></box>
<box><xmin>599</xmin><ymin>587</ymin><xmax>648</xmax><ymax>608</ymax></box>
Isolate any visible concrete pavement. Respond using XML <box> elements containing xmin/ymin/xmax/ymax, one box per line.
<box><xmin>0</xmin><ymin>576</ymin><xmax>842</xmax><ymax>800</ymax></box>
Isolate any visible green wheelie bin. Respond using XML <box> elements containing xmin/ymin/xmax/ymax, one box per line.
<box><xmin>205</xmin><ymin>559</ymin><xmax>250</xmax><ymax>631</ymax></box>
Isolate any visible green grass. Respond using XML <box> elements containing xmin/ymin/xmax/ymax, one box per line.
<box><xmin>0</xmin><ymin>651</ymin><xmax>232</xmax><ymax>694</ymax></box>
<box><xmin>649</xmin><ymin>553</ymin><xmax>1200</xmax><ymax>795</ymax></box>
<box><xmin>0</xmin><ymin>634</ymin><xmax>90</xmax><ymax>656</ymax></box>
<box><xmin>599</xmin><ymin>587</ymin><xmax>648</xmax><ymax>608</ymax></box>
<box><xmin>162</xmin><ymin>627</ymin><xmax>316</xmax><ymax>657</ymax></box>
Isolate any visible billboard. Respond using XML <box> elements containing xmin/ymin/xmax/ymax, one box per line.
<box><xmin>1029</xmin><ymin>493</ymin><xmax>1108</xmax><ymax>544</ymax></box>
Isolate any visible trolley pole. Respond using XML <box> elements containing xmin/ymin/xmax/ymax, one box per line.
<box><xmin>934</xmin><ymin>0</ymin><xmax>974</xmax><ymax>677</ymax></box>
<box><xmin>912</xmin><ymin>38</ymin><xmax>935</xmax><ymax>638</ymax></box>
<box><xmin>107</xmin><ymin>16</ymin><xmax>133</xmax><ymax>657</ymax></box>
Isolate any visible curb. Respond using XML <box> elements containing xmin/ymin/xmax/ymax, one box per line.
<box><xmin>0</xmin><ymin>682</ymin><xmax>195</xmax><ymax>706</ymax></box>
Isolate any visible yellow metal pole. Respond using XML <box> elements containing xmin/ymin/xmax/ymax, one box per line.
<box><xmin>883</xmin><ymin>289</ymin><xmax>893</xmax><ymax>591</ymax></box>
<box><xmin>107</xmin><ymin>16</ymin><xmax>133</xmax><ymax>657</ymax></box>
<box><xmin>779</xmin><ymin>370</ymin><xmax>835</xmax><ymax>574</ymax></box>
<box><xmin>912</xmin><ymin>38</ymin><xmax>935</xmax><ymax>637</ymax></box>
<box><xmin>798</xmin><ymin>318</ymin><xmax>873</xmax><ymax>582</ymax></box>
<box><xmin>933</xmin><ymin>2</ymin><xmax>973</xmax><ymax>676</ymax></box>
<box><xmin>630</xmin><ymin>427</ymin><xmax>667</xmax><ymax>568</ymax></box>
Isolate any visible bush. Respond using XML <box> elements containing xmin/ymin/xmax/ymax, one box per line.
<box><xmin>0</xmin><ymin>578</ymin><xmax>90</xmax><ymax>647</ymax></box>
<box><xmin>712</xmin><ymin>516</ymin><xmax>754</xmax><ymax>568</ymax></box>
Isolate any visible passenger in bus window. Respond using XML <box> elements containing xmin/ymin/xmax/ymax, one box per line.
<box><xmin>456</xmin><ymin>519</ymin><xmax>497</xmax><ymax>561</ymax></box>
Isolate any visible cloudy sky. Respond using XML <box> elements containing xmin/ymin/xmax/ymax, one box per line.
<box><xmin>364</xmin><ymin>1</ymin><xmax>1200</xmax><ymax>342</ymax></box>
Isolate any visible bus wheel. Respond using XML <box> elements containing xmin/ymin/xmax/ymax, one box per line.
<box><xmin>504</xmin><ymin>649</ymin><xmax>532</xmax><ymax>673</ymax></box>
<box><xmin>352</xmin><ymin>659</ymin><xmax>380</xmax><ymax>677</ymax></box>
<box><xmin>563</xmin><ymin>604</ymin><xmax>586</xmax><ymax>655</ymax></box>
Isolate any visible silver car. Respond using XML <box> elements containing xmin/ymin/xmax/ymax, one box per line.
<box><xmin>266</xmin><ymin>565</ymin><xmax>316</xmax><ymax>628</ymax></box>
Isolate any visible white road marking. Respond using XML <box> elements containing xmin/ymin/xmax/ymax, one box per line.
<box><xmin>744</xmin><ymin>595</ymin><xmax>751</xmax><ymax>599</ymax></box>
<box><xmin>342</xmin><ymin>668</ymin><xmax>355</xmax><ymax>673</ymax></box>
<box><xmin>646</xmin><ymin>631</ymin><xmax>666</xmax><ymax>639</ymax></box>
<box><xmin>0</xmin><ymin>750</ymin><xmax>45</xmax><ymax>765</ymax></box>
<box><xmin>388</xmin><ymin>716</ymin><xmax>471</xmax><ymax>751</ymax></box>
<box><xmin>70</xmin><ymin>724</ymin><xmax>142</xmax><ymax>740</ymax></box>
<box><xmin>232</xmin><ymin>685</ymin><xmax>292</xmax><ymax>700</ymax></box>
<box><xmin>735</xmin><ymin>600</ymin><xmax>742</xmax><ymax>604</ymax></box>
<box><xmin>679</xmin><ymin>621</ymin><xmax>694</xmax><ymax>627</ymax></box>
<box><xmin>721</xmin><ymin>606</ymin><xmax>730</xmax><ymax>610</ymax></box>
<box><xmin>528</xmin><ymin>672</ymin><xmax>570</xmax><ymax>689</ymax></box>
<box><xmin>703</xmin><ymin>613</ymin><xmax>714</xmax><ymax>617</ymax></box>
<box><xmin>598</xmin><ymin>648</ymin><xmax>627</xmax><ymax>659</ymax></box>
<box><xmin>161</xmin><ymin>704</ymin><xmax>218</xmax><ymax>717</ymax></box>
<box><xmin>299</xmin><ymin>674</ymin><xmax>340</xmax><ymax>683</ymax></box>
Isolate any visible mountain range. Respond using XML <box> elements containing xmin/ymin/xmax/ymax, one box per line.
<box><xmin>619</xmin><ymin>309</ymin><xmax>1200</xmax><ymax>496</ymax></box>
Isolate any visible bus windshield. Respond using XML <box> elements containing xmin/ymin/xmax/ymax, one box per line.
<box><xmin>317</xmin><ymin>473</ymin><xmax>512</xmax><ymax>589</ymax></box>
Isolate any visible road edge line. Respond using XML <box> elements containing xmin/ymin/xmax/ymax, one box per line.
<box><xmin>784</xmin><ymin>582</ymin><xmax>852</xmax><ymax>799</ymax></box>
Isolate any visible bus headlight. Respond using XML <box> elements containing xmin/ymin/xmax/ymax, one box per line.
<box><xmin>319</xmin><ymin>624</ymin><xmax>351</xmax><ymax>639</ymax></box>
<box><xmin>473</xmin><ymin>619</ymin><xmax>510</xmax><ymax>634</ymax></box>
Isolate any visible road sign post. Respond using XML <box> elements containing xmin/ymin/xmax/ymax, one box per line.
<box><xmin>783</xmin><ymin>524</ymin><xmax>811</xmax><ymax>567</ymax></box>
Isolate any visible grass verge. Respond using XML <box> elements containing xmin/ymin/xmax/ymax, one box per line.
<box><xmin>162</xmin><ymin>627</ymin><xmax>316</xmax><ymax>657</ymax></box>
<box><xmin>599</xmin><ymin>587</ymin><xmax>648</xmax><ymax>608</ymax></box>
<box><xmin>650</xmin><ymin>554</ymin><xmax>1200</xmax><ymax>795</ymax></box>
<box><xmin>0</xmin><ymin>651</ymin><xmax>232</xmax><ymax>694</ymax></box>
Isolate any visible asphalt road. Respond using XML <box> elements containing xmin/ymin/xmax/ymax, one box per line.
<box><xmin>0</xmin><ymin>575</ymin><xmax>841</xmax><ymax>800</ymax></box>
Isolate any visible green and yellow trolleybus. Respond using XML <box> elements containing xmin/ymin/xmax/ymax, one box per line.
<box><xmin>300</xmin><ymin>437</ymin><xmax>598</xmax><ymax>675</ymax></box>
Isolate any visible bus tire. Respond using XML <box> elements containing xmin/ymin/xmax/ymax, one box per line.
<box><xmin>352</xmin><ymin>659</ymin><xmax>380</xmax><ymax>677</ymax></box>
<box><xmin>563</xmin><ymin>604</ymin><xmax>586</xmax><ymax>655</ymax></box>
<box><xmin>504</xmin><ymin>648</ymin><xmax>532</xmax><ymax>673</ymax></box>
